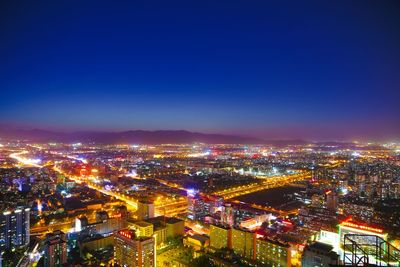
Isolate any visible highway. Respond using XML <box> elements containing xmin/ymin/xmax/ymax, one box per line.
<box><xmin>9</xmin><ymin>151</ymin><xmax>42</xmax><ymax>168</ymax></box>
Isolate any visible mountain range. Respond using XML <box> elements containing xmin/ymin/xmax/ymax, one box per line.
<box><xmin>0</xmin><ymin>128</ymin><xmax>268</xmax><ymax>144</ymax></box>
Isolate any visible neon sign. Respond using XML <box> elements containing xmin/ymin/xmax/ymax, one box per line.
<box><xmin>340</xmin><ymin>221</ymin><xmax>383</xmax><ymax>234</ymax></box>
<box><xmin>119</xmin><ymin>230</ymin><xmax>133</xmax><ymax>239</ymax></box>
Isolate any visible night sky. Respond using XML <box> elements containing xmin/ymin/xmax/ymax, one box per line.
<box><xmin>1</xmin><ymin>1</ymin><xmax>400</xmax><ymax>140</ymax></box>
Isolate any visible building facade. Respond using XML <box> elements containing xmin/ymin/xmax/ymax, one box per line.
<box><xmin>209</xmin><ymin>224</ymin><xmax>232</xmax><ymax>250</ymax></box>
<box><xmin>0</xmin><ymin>206</ymin><xmax>30</xmax><ymax>250</ymax></box>
<box><xmin>231</xmin><ymin>228</ymin><xmax>256</xmax><ymax>260</ymax></box>
<box><xmin>256</xmin><ymin>237</ymin><xmax>291</xmax><ymax>267</ymax></box>
<box><xmin>43</xmin><ymin>230</ymin><xmax>68</xmax><ymax>267</ymax></box>
<box><xmin>114</xmin><ymin>229</ymin><xmax>155</xmax><ymax>267</ymax></box>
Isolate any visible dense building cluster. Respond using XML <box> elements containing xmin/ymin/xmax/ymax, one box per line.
<box><xmin>0</xmin><ymin>141</ymin><xmax>399</xmax><ymax>266</ymax></box>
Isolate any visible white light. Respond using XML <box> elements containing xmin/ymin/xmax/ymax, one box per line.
<box><xmin>75</xmin><ymin>218</ymin><xmax>82</xmax><ymax>232</ymax></box>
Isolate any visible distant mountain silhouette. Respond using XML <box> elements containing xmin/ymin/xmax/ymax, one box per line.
<box><xmin>0</xmin><ymin>128</ymin><xmax>265</xmax><ymax>144</ymax></box>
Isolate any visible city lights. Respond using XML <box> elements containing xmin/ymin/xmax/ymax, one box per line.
<box><xmin>1</xmin><ymin>1</ymin><xmax>399</xmax><ymax>265</ymax></box>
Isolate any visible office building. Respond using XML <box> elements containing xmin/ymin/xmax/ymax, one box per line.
<box><xmin>165</xmin><ymin>217</ymin><xmax>184</xmax><ymax>238</ymax></box>
<box><xmin>114</xmin><ymin>229</ymin><xmax>155</xmax><ymax>267</ymax></box>
<box><xmin>130</xmin><ymin>221</ymin><xmax>154</xmax><ymax>237</ymax></box>
<box><xmin>137</xmin><ymin>201</ymin><xmax>155</xmax><ymax>220</ymax></box>
<box><xmin>231</xmin><ymin>228</ymin><xmax>256</xmax><ymax>260</ymax></box>
<box><xmin>43</xmin><ymin>230</ymin><xmax>68</xmax><ymax>267</ymax></box>
<box><xmin>152</xmin><ymin>222</ymin><xmax>167</xmax><ymax>248</ymax></box>
<box><xmin>221</xmin><ymin>203</ymin><xmax>234</xmax><ymax>227</ymax></box>
<box><xmin>77</xmin><ymin>235</ymin><xmax>114</xmax><ymax>258</ymax></box>
<box><xmin>325</xmin><ymin>190</ymin><xmax>338</xmax><ymax>211</ymax></box>
<box><xmin>187</xmin><ymin>189</ymin><xmax>215</xmax><ymax>221</ymax></box>
<box><xmin>0</xmin><ymin>206</ymin><xmax>30</xmax><ymax>250</ymax></box>
<box><xmin>187</xmin><ymin>189</ymin><xmax>199</xmax><ymax>220</ymax></box>
<box><xmin>256</xmin><ymin>237</ymin><xmax>291</xmax><ymax>267</ymax></box>
<box><xmin>209</xmin><ymin>224</ymin><xmax>232</xmax><ymax>250</ymax></box>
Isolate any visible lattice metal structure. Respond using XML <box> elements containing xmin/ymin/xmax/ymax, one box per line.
<box><xmin>343</xmin><ymin>234</ymin><xmax>400</xmax><ymax>266</ymax></box>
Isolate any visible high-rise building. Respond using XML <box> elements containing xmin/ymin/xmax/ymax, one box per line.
<box><xmin>187</xmin><ymin>189</ymin><xmax>198</xmax><ymax>220</ymax></box>
<box><xmin>209</xmin><ymin>224</ymin><xmax>232</xmax><ymax>250</ymax></box>
<box><xmin>221</xmin><ymin>203</ymin><xmax>234</xmax><ymax>226</ymax></box>
<box><xmin>187</xmin><ymin>189</ymin><xmax>212</xmax><ymax>220</ymax></box>
<box><xmin>114</xmin><ymin>229</ymin><xmax>155</xmax><ymax>267</ymax></box>
<box><xmin>231</xmin><ymin>228</ymin><xmax>256</xmax><ymax>260</ymax></box>
<box><xmin>43</xmin><ymin>230</ymin><xmax>68</xmax><ymax>267</ymax></box>
<box><xmin>325</xmin><ymin>190</ymin><xmax>337</xmax><ymax>211</ymax></box>
<box><xmin>0</xmin><ymin>206</ymin><xmax>30</xmax><ymax>250</ymax></box>
<box><xmin>256</xmin><ymin>237</ymin><xmax>291</xmax><ymax>267</ymax></box>
<box><xmin>137</xmin><ymin>201</ymin><xmax>155</xmax><ymax>220</ymax></box>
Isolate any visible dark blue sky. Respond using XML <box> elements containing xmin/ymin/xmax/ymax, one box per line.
<box><xmin>1</xmin><ymin>1</ymin><xmax>399</xmax><ymax>140</ymax></box>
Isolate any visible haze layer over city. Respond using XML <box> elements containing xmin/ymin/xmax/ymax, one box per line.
<box><xmin>1</xmin><ymin>1</ymin><xmax>400</xmax><ymax>267</ymax></box>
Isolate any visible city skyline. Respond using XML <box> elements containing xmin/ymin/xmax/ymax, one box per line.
<box><xmin>1</xmin><ymin>1</ymin><xmax>400</xmax><ymax>140</ymax></box>
<box><xmin>1</xmin><ymin>1</ymin><xmax>400</xmax><ymax>266</ymax></box>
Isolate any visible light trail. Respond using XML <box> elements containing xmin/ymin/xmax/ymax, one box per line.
<box><xmin>11</xmin><ymin>149</ymin><xmax>187</xmax><ymax>216</ymax></box>
<box><xmin>9</xmin><ymin>151</ymin><xmax>42</xmax><ymax>167</ymax></box>
<box><xmin>53</xmin><ymin>166</ymin><xmax>139</xmax><ymax>210</ymax></box>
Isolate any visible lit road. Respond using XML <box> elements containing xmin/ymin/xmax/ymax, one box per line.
<box><xmin>53</xmin><ymin>166</ymin><xmax>140</xmax><ymax>210</ymax></box>
<box><xmin>9</xmin><ymin>151</ymin><xmax>42</xmax><ymax>168</ymax></box>
<box><xmin>31</xmin><ymin>220</ymin><xmax>73</xmax><ymax>235</ymax></box>
<box><xmin>53</xmin><ymin>165</ymin><xmax>188</xmax><ymax>216</ymax></box>
<box><xmin>10</xmin><ymin>149</ymin><xmax>189</xmax><ymax>217</ymax></box>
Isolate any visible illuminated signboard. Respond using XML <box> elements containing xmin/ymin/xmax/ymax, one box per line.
<box><xmin>340</xmin><ymin>221</ymin><xmax>383</xmax><ymax>234</ymax></box>
<box><xmin>119</xmin><ymin>230</ymin><xmax>134</xmax><ymax>239</ymax></box>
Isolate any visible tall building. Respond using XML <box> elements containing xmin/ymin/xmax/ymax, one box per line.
<box><xmin>256</xmin><ymin>237</ymin><xmax>291</xmax><ymax>267</ymax></box>
<box><xmin>187</xmin><ymin>189</ymin><xmax>212</xmax><ymax>220</ymax></box>
<box><xmin>0</xmin><ymin>206</ymin><xmax>30</xmax><ymax>250</ymax></box>
<box><xmin>137</xmin><ymin>201</ymin><xmax>155</xmax><ymax>220</ymax></box>
<box><xmin>187</xmin><ymin>189</ymin><xmax>199</xmax><ymax>220</ymax></box>
<box><xmin>114</xmin><ymin>229</ymin><xmax>155</xmax><ymax>267</ymax></box>
<box><xmin>209</xmin><ymin>224</ymin><xmax>232</xmax><ymax>250</ymax></box>
<box><xmin>231</xmin><ymin>228</ymin><xmax>256</xmax><ymax>260</ymax></box>
<box><xmin>43</xmin><ymin>230</ymin><xmax>68</xmax><ymax>267</ymax></box>
<box><xmin>325</xmin><ymin>190</ymin><xmax>337</xmax><ymax>211</ymax></box>
<box><xmin>221</xmin><ymin>203</ymin><xmax>234</xmax><ymax>227</ymax></box>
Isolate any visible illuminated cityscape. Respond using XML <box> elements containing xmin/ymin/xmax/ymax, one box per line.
<box><xmin>0</xmin><ymin>142</ymin><xmax>400</xmax><ymax>266</ymax></box>
<box><xmin>1</xmin><ymin>1</ymin><xmax>400</xmax><ymax>267</ymax></box>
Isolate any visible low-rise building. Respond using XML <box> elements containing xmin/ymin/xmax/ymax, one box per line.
<box><xmin>301</xmin><ymin>242</ymin><xmax>339</xmax><ymax>267</ymax></box>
